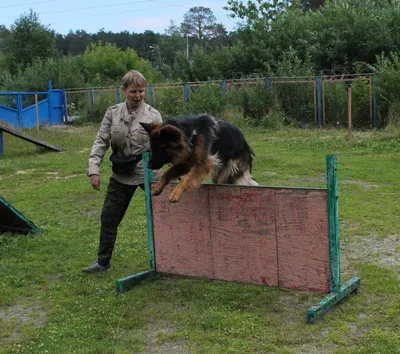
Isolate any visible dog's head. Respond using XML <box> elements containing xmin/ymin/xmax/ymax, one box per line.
<box><xmin>140</xmin><ymin>122</ymin><xmax>192</xmax><ymax>169</ymax></box>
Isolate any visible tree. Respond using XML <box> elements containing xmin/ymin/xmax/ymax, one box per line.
<box><xmin>82</xmin><ymin>42</ymin><xmax>163</xmax><ymax>86</ymax></box>
<box><xmin>224</xmin><ymin>0</ymin><xmax>294</xmax><ymax>28</ymax></box>
<box><xmin>0</xmin><ymin>25</ymin><xmax>11</xmax><ymax>55</ymax></box>
<box><xmin>7</xmin><ymin>10</ymin><xmax>56</xmax><ymax>71</ymax></box>
<box><xmin>180</xmin><ymin>7</ymin><xmax>223</xmax><ymax>41</ymax></box>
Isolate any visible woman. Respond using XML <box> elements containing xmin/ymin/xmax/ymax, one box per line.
<box><xmin>83</xmin><ymin>70</ymin><xmax>162</xmax><ymax>273</ymax></box>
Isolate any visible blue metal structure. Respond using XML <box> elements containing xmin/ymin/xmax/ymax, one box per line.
<box><xmin>0</xmin><ymin>80</ymin><xmax>66</xmax><ymax>129</ymax></box>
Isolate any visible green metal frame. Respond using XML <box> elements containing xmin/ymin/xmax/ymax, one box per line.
<box><xmin>115</xmin><ymin>153</ymin><xmax>156</xmax><ymax>293</ymax></box>
<box><xmin>306</xmin><ymin>155</ymin><xmax>360</xmax><ymax>323</ymax></box>
<box><xmin>116</xmin><ymin>153</ymin><xmax>360</xmax><ymax>324</ymax></box>
<box><xmin>0</xmin><ymin>196</ymin><xmax>40</xmax><ymax>234</ymax></box>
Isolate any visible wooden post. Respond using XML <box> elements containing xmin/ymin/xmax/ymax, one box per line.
<box><xmin>347</xmin><ymin>84</ymin><xmax>352</xmax><ymax>133</ymax></box>
<box><xmin>369</xmin><ymin>78</ymin><xmax>373</xmax><ymax>125</ymax></box>
<box><xmin>89</xmin><ymin>88</ymin><xmax>94</xmax><ymax>121</ymax></box>
<box><xmin>34</xmin><ymin>91</ymin><xmax>39</xmax><ymax>131</ymax></box>
<box><xmin>322</xmin><ymin>80</ymin><xmax>326</xmax><ymax>126</ymax></box>
<box><xmin>372</xmin><ymin>77</ymin><xmax>378</xmax><ymax>125</ymax></box>
<box><xmin>313</xmin><ymin>80</ymin><xmax>317</xmax><ymax>125</ymax></box>
<box><xmin>316</xmin><ymin>77</ymin><xmax>323</xmax><ymax>126</ymax></box>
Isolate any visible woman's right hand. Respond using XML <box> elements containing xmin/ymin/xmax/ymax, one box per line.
<box><xmin>89</xmin><ymin>174</ymin><xmax>101</xmax><ymax>190</ymax></box>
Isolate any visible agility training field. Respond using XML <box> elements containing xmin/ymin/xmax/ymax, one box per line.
<box><xmin>0</xmin><ymin>124</ymin><xmax>399</xmax><ymax>353</ymax></box>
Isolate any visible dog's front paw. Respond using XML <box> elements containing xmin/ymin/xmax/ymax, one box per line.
<box><xmin>168</xmin><ymin>188</ymin><xmax>183</xmax><ymax>203</ymax></box>
<box><xmin>151</xmin><ymin>183</ymin><xmax>165</xmax><ymax>196</ymax></box>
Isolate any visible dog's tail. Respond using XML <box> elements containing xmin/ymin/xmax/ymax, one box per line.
<box><xmin>211</xmin><ymin>150</ymin><xmax>259</xmax><ymax>186</ymax></box>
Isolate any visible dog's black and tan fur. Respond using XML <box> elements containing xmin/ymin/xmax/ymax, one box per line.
<box><xmin>140</xmin><ymin>114</ymin><xmax>258</xmax><ymax>202</ymax></box>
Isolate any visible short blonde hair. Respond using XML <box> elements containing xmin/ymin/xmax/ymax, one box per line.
<box><xmin>121</xmin><ymin>70</ymin><xmax>147</xmax><ymax>88</ymax></box>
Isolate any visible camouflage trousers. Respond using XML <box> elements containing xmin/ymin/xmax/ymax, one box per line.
<box><xmin>97</xmin><ymin>177</ymin><xmax>144</xmax><ymax>266</ymax></box>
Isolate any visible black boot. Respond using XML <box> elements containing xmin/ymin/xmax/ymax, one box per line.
<box><xmin>82</xmin><ymin>261</ymin><xmax>111</xmax><ymax>274</ymax></box>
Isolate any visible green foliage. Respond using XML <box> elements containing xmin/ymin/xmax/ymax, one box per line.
<box><xmin>6</xmin><ymin>10</ymin><xmax>56</xmax><ymax>72</ymax></box>
<box><xmin>225</xmin><ymin>0</ymin><xmax>400</xmax><ymax>76</ymax></box>
<box><xmin>386</xmin><ymin>100</ymin><xmax>400</xmax><ymax>128</ymax></box>
<box><xmin>189</xmin><ymin>46</ymin><xmax>222</xmax><ymax>81</ymax></box>
<box><xmin>0</xmin><ymin>53</ymin><xmax>7</xmax><ymax>71</ymax></box>
<box><xmin>82</xmin><ymin>42</ymin><xmax>163</xmax><ymax>86</ymax></box>
<box><xmin>2</xmin><ymin>56</ymin><xmax>86</xmax><ymax>91</ymax></box>
<box><xmin>152</xmin><ymin>86</ymin><xmax>185</xmax><ymax>118</ymax></box>
<box><xmin>227</xmin><ymin>82</ymin><xmax>271</xmax><ymax>124</ymax></box>
<box><xmin>356</xmin><ymin>51</ymin><xmax>400</xmax><ymax>126</ymax></box>
<box><xmin>81</xmin><ymin>92</ymin><xmax>119</xmax><ymax>122</ymax></box>
<box><xmin>184</xmin><ymin>82</ymin><xmax>226</xmax><ymax>116</ymax></box>
<box><xmin>261</xmin><ymin>110</ymin><xmax>288</xmax><ymax>130</ymax></box>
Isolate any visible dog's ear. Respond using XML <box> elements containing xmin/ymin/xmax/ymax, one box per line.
<box><xmin>159</xmin><ymin>125</ymin><xmax>183</xmax><ymax>141</ymax></box>
<box><xmin>139</xmin><ymin>122</ymin><xmax>153</xmax><ymax>134</ymax></box>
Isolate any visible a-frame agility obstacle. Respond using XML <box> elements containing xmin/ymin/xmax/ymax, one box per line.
<box><xmin>0</xmin><ymin>123</ymin><xmax>63</xmax><ymax>155</ymax></box>
<box><xmin>0</xmin><ymin>196</ymin><xmax>40</xmax><ymax>235</ymax></box>
<box><xmin>116</xmin><ymin>153</ymin><xmax>360</xmax><ymax>324</ymax></box>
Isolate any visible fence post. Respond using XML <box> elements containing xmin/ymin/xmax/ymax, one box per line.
<box><xmin>89</xmin><ymin>88</ymin><xmax>94</xmax><ymax>121</ymax></box>
<box><xmin>63</xmin><ymin>90</ymin><xmax>68</xmax><ymax>122</ymax></box>
<box><xmin>266</xmin><ymin>78</ymin><xmax>271</xmax><ymax>94</ymax></box>
<box><xmin>372</xmin><ymin>77</ymin><xmax>378</xmax><ymax>125</ymax></box>
<box><xmin>221</xmin><ymin>80</ymin><xmax>227</xmax><ymax>100</ymax></box>
<box><xmin>0</xmin><ymin>129</ymin><xmax>3</xmax><ymax>155</ymax></box>
<box><xmin>148</xmin><ymin>84</ymin><xmax>155</xmax><ymax>107</ymax></box>
<box><xmin>16</xmin><ymin>93</ymin><xmax>23</xmax><ymax>128</ymax></box>
<box><xmin>34</xmin><ymin>91</ymin><xmax>39</xmax><ymax>130</ymax></box>
<box><xmin>183</xmin><ymin>83</ymin><xmax>190</xmax><ymax>103</ymax></box>
<box><xmin>316</xmin><ymin>77</ymin><xmax>323</xmax><ymax>126</ymax></box>
<box><xmin>116</xmin><ymin>87</ymin><xmax>121</xmax><ymax>103</ymax></box>
<box><xmin>346</xmin><ymin>82</ymin><xmax>352</xmax><ymax>133</ymax></box>
<box><xmin>47</xmin><ymin>80</ymin><xmax>53</xmax><ymax>125</ymax></box>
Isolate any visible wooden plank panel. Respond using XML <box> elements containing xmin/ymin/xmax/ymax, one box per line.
<box><xmin>275</xmin><ymin>189</ymin><xmax>329</xmax><ymax>292</ymax></box>
<box><xmin>209</xmin><ymin>186</ymin><xmax>279</xmax><ymax>286</ymax></box>
<box><xmin>151</xmin><ymin>184</ymin><xmax>330</xmax><ymax>293</ymax></box>
<box><xmin>152</xmin><ymin>184</ymin><xmax>214</xmax><ymax>278</ymax></box>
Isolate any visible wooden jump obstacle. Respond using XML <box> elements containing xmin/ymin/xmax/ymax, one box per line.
<box><xmin>116</xmin><ymin>153</ymin><xmax>360</xmax><ymax>324</ymax></box>
<box><xmin>0</xmin><ymin>123</ymin><xmax>63</xmax><ymax>155</ymax></box>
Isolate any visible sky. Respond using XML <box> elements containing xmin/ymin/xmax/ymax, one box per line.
<box><xmin>0</xmin><ymin>0</ymin><xmax>243</xmax><ymax>35</ymax></box>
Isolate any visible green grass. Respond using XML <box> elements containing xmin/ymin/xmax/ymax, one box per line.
<box><xmin>0</xmin><ymin>124</ymin><xmax>399</xmax><ymax>354</ymax></box>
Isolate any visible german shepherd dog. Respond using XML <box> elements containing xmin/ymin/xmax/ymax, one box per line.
<box><xmin>140</xmin><ymin>114</ymin><xmax>258</xmax><ymax>202</ymax></box>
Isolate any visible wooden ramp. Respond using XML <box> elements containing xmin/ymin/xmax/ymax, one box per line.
<box><xmin>0</xmin><ymin>123</ymin><xmax>63</xmax><ymax>155</ymax></box>
<box><xmin>0</xmin><ymin>196</ymin><xmax>40</xmax><ymax>235</ymax></box>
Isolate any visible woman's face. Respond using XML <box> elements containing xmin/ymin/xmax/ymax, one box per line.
<box><xmin>123</xmin><ymin>84</ymin><xmax>145</xmax><ymax>108</ymax></box>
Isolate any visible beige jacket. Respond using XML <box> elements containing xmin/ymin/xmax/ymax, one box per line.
<box><xmin>88</xmin><ymin>101</ymin><xmax>162</xmax><ymax>185</ymax></box>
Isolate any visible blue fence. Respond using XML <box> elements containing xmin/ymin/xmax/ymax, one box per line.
<box><xmin>0</xmin><ymin>80</ymin><xmax>66</xmax><ymax>129</ymax></box>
